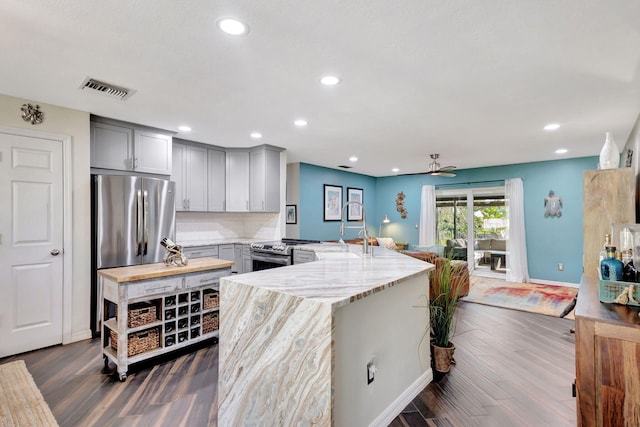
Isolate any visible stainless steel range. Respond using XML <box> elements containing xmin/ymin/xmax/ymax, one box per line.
<box><xmin>250</xmin><ymin>238</ymin><xmax>320</xmax><ymax>271</ymax></box>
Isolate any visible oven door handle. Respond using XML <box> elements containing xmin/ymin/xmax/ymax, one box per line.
<box><xmin>250</xmin><ymin>252</ymin><xmax>291</xmax><ymax>265</ymax></box>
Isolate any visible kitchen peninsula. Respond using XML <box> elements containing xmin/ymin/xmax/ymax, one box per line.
<box><xmin>218</xmin><ymin>244</ymin><xmax>434</xmax><ymax>426</ymax></box>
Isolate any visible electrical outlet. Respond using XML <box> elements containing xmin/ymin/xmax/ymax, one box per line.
<box><xmin>558</xmin><ymin>263</ymin><xmax>564</xmax><ymax>271</ymax></box>
<box><xmin>367</xmin><ymin>360</ymin><xmax>376</xmax><ymax>384</ymax></box>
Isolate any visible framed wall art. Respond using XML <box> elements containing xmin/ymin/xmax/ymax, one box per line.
<box><xmin>346</xmin><ymin>187</ymin><xmax>364</xmax><ymax>221</ymax></box>
<box><xmin>323</xmin><ymin>184</ymin><xmax>343</xmax><ymax>221</ymax></box>
<box><xmin>286</xmin><ymin>204</ymin><xmax>297</xmax><ymax>224</ymax></box>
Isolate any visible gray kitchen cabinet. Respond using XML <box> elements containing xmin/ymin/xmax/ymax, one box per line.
<box><xmin>233</xmin><ymin>245</ymin><xmax>243</xmax><ymax>274</ymax></box>
<box><xmin>242</xmin><ymin>244</ymin><xmax>252</xmax><ymax>273</ymax></box>
<box><xmin>225</xmin><ymin>149</ymin><xmax>250</xmax><ymax>212</ymax></box>
<box><xmin>219</xmin><ymin>244</ymin><xmax>235</xmax><ymax>267</ymax></box>
<box><xmin>172</xmin><ymin>141</ymin><xmax>208</xmax><ymax>211</ymax></box>
<box><xmin>250</xmin><ymin>146</ymin><xmax>281</xmax><ymax>212</ymax></box>
<box><xmin>90</xmin><ymin>118</ymin><xmax>172</xmax><ymax>175</ymax></box>
<box><xmin>183</xmin><ymin>246</ymin><xmax>219</xmax><ymax>259</ymax></box>
<box><xmin>134</xmin><ymin>130</ymin><xmax>172</xmax><ymax>175</ymax></box>
<box><xmin>90</xmin><ymin>121</ymin><xmax>134</xmax><ymax>171</ymax></box>
<box><xmin>207</xmin><ymin>148</ymin><xmax>226</xmax><ymax>212</ymax></box>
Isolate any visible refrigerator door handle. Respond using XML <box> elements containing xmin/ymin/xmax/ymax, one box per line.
<box><xmin>136</xmin><ymin>190</ymin><xmax>143</xmax><ymax>256</ymax></box>
<box><xmin>143</xmin><ymin>190</ymin><xmax>149</xmax><ymax>255</ymax></box>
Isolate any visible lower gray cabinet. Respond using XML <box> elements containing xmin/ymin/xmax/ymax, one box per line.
<box><xmin>183</xmin><ymin>246</ymin><xmax>219</xmax><ymax>259</ymax></box>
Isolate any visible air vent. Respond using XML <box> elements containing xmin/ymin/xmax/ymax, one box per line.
<box><xmin>338</xmin><ymin>165</ymin><xmax>353</xmax><ymax>169</ymax></box>
<box><xmin>79</xmin><ymin>78</ymin><xmax>136</xmax><ymax>100</ymax></box>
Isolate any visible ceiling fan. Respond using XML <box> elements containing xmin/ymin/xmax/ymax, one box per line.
<box><xmin>400</xmin><ymin>154</ymin><xmax>457</xmax><ymax>177</ymax></box>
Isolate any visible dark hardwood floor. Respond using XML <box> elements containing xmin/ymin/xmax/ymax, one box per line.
<box><xmin>0</xmin><ymin>301</ymin><xmax>576</xmax><ymax>426</ymax></box>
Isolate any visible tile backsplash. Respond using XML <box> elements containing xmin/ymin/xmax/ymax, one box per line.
<box><xmin>176</xmin><ymin>212</ymin><xmax>282</xmax><ymax>243</ymax></box>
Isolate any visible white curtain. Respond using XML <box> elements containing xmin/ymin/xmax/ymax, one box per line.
<box><xmin>419</xmin><ymin>185</ymin><xmax>436</xmax><ymax>247</ymax></box>
<box><xmin>505</xmin><ymin>178</ymin><xmax>529</xmax><ymax>282</ymax></box>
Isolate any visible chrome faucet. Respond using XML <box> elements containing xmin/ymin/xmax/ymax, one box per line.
<box><xmin>340</xmin><ymin>201</ymin><xmax>370</xmax><ymax>255</ymax></box>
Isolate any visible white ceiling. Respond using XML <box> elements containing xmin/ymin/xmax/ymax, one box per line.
<box><xmin>2</xmin><ymin>0</ymin><xmax>640</xmax><ymax>177</ymax></box>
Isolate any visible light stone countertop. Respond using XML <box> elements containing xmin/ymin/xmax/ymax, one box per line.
<box><xmin>178</xmin><ymin>238</ymin><xmax>264</xmax><ymax>247</ymax></box>
<box><xmin>223</xmin><ymin>243</ymin><xmax>434</xmax><ymax>309</ymax></box>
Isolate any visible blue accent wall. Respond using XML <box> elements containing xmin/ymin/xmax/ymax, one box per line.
<box><xmin>298</xmin><ymin>163</ymin><xmax>378</xmax><ymax>241</ymax></box>
<box><xmin>298</xmin><ymin>157</ymin><xmax>599</xmax><ymax>284</ymax></box>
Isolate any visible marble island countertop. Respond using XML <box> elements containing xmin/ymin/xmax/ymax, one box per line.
<box><xmin>225</xmin><ymin>243</ymin><xmax>434</xmax><ymax>309</ymax></box>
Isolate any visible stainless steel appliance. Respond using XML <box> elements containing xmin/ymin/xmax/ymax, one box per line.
<box><xmin>250</xmin><ymin>238</ymin><xmax>320</xmax><ymax>271</ymax></box>
<box><xmin>91</xmin><ymin>174</ymin><xmax>176</xmax><ymax>334</ymax></box>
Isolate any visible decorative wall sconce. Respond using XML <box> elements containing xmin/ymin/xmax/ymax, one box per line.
<box><xmin>21</xmin><ymin>103</ymin><xmax>44</xmax><ymax>125</ymax></box>
<box><xmin>379</xmin><ymin>214</ymin><xmax>391</xmax><ymax>236</ymax></box>
<box><xmin>396</xmin><ymin>192</ymin><xmax>407</xmax><ymax>218</ymax></box>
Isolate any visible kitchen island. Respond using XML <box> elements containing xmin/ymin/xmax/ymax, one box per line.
<box><xmin>218</xmin><ymin>244</ymin><xmax>434</xmax><ymax>426</ymax></box>
<box><xmin>99</xmin><ymin>257</ymin><xmax>233</xmax><ymax>381</ymax></box>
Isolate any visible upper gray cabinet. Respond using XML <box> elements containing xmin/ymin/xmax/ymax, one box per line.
<box><xmin>90</xmin><ymin>118</ymin><xmax>173</xmax><ymax>175</ymax></box>
<box><xmin>250</xmin><ymin>146</ymin><xmax>281</xmax><ymax>212</ymax></box>
<box><xmin>225</xmin><ymin>150</ymin><xmax>250</xmax><ymax>212</ymax></box>
<box><xmin>208</xmin><ymin>148</ymin><xmax>226</xmax><ymax>212</ymax></box>
<box><xmin>172</xmin><ymin>141</ymin><xmax>208</xmax><ymax>211</ymax></box>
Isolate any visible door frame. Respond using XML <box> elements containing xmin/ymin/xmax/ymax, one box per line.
<box><xmin>1</xmin><ymin>125</ymin><xmax>73</xmax><ymax>345</ymax></box>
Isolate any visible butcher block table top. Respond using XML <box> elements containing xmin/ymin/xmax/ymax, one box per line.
<box><xmin>98</xmin><ymin>257</ymin><xmax>234</xmax><ymax>282</ymax></box>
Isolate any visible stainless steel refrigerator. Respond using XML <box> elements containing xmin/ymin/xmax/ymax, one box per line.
<box><xmin>91</xmin><ymin>174</ymin><xmax>176</xmax><ymax>334</ymax></box>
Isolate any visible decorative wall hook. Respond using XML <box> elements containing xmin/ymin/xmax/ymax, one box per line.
<box><xmin>21</xmin><ymin>103</ymin><xmax>44</xmax><ymax>125</ymax></box>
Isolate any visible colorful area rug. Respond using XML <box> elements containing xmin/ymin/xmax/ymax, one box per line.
<box><xmin>462</xmin><ymin>276</ymin><xmax>578</xmax><ymax>319</ymax></box>
<box><xmin>0</xmin><ymin>360</ymin><xmax>58</xmax><ymax>426</ymax></box>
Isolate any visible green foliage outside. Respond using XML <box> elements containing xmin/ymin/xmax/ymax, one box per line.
<box><xmin>436</xmin><ymin>203</ymin><xmax>507</xmax><ymax>245</ymax></box>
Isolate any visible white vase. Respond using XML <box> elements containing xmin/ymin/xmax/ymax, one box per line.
<box><xmin>599</xmin><ymin>131</ymin><xmax>620</xmax><ymax>170</ymax></box>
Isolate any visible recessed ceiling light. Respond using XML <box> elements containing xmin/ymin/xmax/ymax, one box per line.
<box><xmin>392</xmin><ymin>168</ymin><xmax>399</xmax><ymax>173</ymax></box>
<box><xmin>555</xmin><ymin>148</ymin><xmax>568</xmax><ymax>154</ymax></box>
<box><xmin>250</xmin><ymin>132</ymin><xmax>262</xmax><ymax>139</ymax></box>
<box><xmin>294</xmin><ymin>119</ymin><xmax>308</xmax><ymax>127</ymax></box>
<box><xmin>320</xmin><ymin>75</ymin><xmax>341</xmax><ymax>86</ymax></box>
<box><xmin>217</xmin><ymin>18</ymin><xmax>249</xmax><ymax>35</ymax></box>
<box><xmin>349</xmin><ymin>156</ymin><xmax>358</xmax><ymax>162</ymax></box>
<box><xmin>544</xmin><ymin>123</ymin><xmax>561</xmax><ymax>131</ymax></box>
<box><xmin>178</xmin><ymin>125</ymin><xmax>191</xmax><ymax>132</ymax></box>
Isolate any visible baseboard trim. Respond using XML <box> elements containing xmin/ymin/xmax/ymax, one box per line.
<box><xmin>529</xmin><ymin>278</ymin><xmax>579</xmax><ymax>289</ymax></box>
<box><xmin>369</xmin><ymin>368</ymin><xmax>433</xmax><ymax>427</ymax></box>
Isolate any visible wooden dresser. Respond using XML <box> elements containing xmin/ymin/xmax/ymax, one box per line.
<box><xmin>575</xmin><ymin>276</ymin><xmax>640</xmax><ymax>426</ymax></box>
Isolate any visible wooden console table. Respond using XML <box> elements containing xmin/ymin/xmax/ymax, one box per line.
<box><xmin>98</xmin><ymin>258</ymin><xmax>233</xmax><ymax>381</ymax></box>
<box><xmin>575</xmin><ymin>276</ymin><xmax>640</xmax><ymax>426</ymax></box>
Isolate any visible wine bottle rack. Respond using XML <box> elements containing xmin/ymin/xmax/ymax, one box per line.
<box><xmin>100</xmin><ymin>266</ymin><xmax>230</xmax><ymax>381</ymax></box>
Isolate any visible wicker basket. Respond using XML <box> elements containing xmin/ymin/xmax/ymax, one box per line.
<box><xmin>203</xmin><ymin>291</ymin><xmax>220</xmax><ymax>310</ymax></box>
<box><xmin>127</xmin><ymin>302</ymin><xmax>157</xmax><ymax>328</ymax></box>
<box><xmin>202</xmin><ymin>312</ymin><xmax>219</xmax><ymax>334</ymax></box>
<box><xmin>110</xmin><ymin>327</ymin><xmax>160</xmax><ymax>357</ymax></box>
<box><xmin>598</xmin><ymin>279</ymin><xmax>640</xmax><ymax>306</ymax></box>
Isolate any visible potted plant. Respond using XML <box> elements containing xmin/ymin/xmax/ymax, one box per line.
<box><xmin>429</xmin><ymin>256</ymin><xmax>461</xmax><ymax>373</ymax></box>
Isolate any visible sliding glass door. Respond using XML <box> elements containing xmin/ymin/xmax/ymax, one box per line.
<box><xmin>436</xmin><ymin>186</ymin><xmax>506</xmax><ymax>275</ymax></box>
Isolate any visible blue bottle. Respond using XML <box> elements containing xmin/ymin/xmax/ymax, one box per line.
<box><xmin>601</xmin><ymin>246</ymin><xmax>624</xmax><ymax>281</ymax></box>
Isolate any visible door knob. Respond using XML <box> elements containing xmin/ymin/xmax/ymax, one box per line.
<box><xmin>51</xmin><ymin>249</ymin><xmax>60</xmax><ymax>256</ymax></box>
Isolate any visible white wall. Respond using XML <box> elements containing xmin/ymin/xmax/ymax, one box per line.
<box><xmin>334</xmin><ymin>273</ymin><xmax>432</xmax><ymax>426</ymax></box>
<box><xmin>286</xmin><ymin>162</ymin><xmax>300</xmax><ymax>239</ymax></box>
<box><xmin>0</xmin><ymin>93</ymin><xmax>91</xmax><ymax>341</ymax></box>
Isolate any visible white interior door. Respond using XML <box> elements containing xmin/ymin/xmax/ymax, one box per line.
<box><xmin>0</xmin><ymin>132</ymin><xmax>64</xmax><ymax>357</ymax></box>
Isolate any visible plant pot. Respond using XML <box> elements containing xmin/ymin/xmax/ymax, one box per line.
<box><xmin>431</xmin><ymin>342</ymin><xmax>455</xmax><ymax>373</ymax></box>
